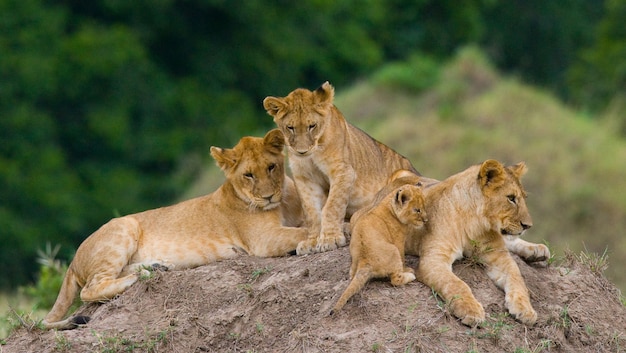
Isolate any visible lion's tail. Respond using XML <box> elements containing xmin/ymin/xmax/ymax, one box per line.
<box><xmin>330</xmin><ymin>267</ymin><xmax>371</xmax><ymax>315</ymax></box>
<box><xmin>42</xmin><ymin>267</ymin><xmax>90</xmax><ymax>330</ymax></box>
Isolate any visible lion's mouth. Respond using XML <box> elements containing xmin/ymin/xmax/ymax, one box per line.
<box><xmin>291</xmin><ymin>148</ymin><xmax>311</xmax><ymax>157</ymax></box>
<box><xmin>501</xmin><ymin>228</ymin><xmax>523</xmax><ymax>236</ymax></box>
<box><xmin>260</xmin><ymin>200</ymin><xmax>280</xmax><ymax>210</ymax></box>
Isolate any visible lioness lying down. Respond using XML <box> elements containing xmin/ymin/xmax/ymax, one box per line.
<box><xmin>43</xmin><ymin>129</ymin><xmax>308</xmax><ymax>330</ymax></box>
<box><xmin>406</xmin><ymin>159</ymin><xmax>550</xmax><ymax>326</ymax></box>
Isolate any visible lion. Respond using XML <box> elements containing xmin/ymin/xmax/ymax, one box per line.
<box><xmin>42</xmin><ymin>129</ymin><xmax>308</xmax><ymax>330</ymax></box>
<box><xmin>405</xmin><ymin>159</ymin><xmax>550</xmax><ymax>326</ymax></box>
<box><xmin>330</xmin><ymin>179</ymin><xmax>428</xmax><ymax>314</ymax></box>
<box><xmin>263</xmin><ymin>81</ymin><xmax>418</xmax><ymax>255</ymax></box>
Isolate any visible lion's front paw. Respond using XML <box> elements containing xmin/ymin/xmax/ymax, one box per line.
<box><xmin>296</xmin><ymin>233</ymin><xmax>347</xmax><ymax>255</ymax></box>
<box><xmin>451</xmin><ymin>298</ymin><xmax>485</xmax><ymax>327</ymax></box>
<box><xmin>296</xmin><ymin>238</ymin><xmax>318</xmax><ymax>255</ymax></box>
<box><xmin>315</xmin><ymin>233</ymin><xmax>347</xmax><ymax>253</ymax></box>
<box><xmin>506</xmin><ymin>295</ymin><xmax>537</xmax><ymax>325</ymax></box>
<box><xmin>525</xmin><ymin>244</ymin><xmax>551</xmax><ymax>264</ymax></box>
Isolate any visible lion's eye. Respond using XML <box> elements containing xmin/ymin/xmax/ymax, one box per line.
<box><xmin>244</xmin><ymin>172</ymin><xmax>254</xmax><ymax>179</ymax></box>
<box><xmin>308</xmin><ymin>123</ymin><xmax>316</xmax><ymax>131</ymax></box>
<box><xmin>414</xmin><ymin>208</ymin><xmax>421</xmax><ymax>214</ymax></box>
<box><xmin>268</xmin><ymin>163</ymin><xmax>276</xmax><ymax>173</ymax></box>
<box><xmin>507</xmin><ymin>195</ymin><xmax>516</xmax><ymax>204</ymax></box>
<box><xmin>286</xmin><ymin>125</ymin><xmax>295</xmax><ymax>132</ymax></box>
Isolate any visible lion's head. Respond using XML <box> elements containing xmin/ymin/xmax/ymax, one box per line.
<box><xmin>478</xmin><ymin>159</ymin><xmax>532</xmax><ymax>237</ymax></box>
<box><xmin>263</xmin><ymin>81</ymin><xmax>335</xmax><ymax>157</ymax></box>
<box><xmin>391</xmin><ymin>185</ymin><xmax>428</xmax><ymax>228</ymax></box>
<box><xmin>210</xmin><ymin>129</ymin><xmax>287</xmax><ymax>210</ymax></box>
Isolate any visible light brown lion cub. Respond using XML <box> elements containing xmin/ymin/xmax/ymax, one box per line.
<box><xmin>42</xmin><ymin>129</ymin><xmax>308</xmax><ymax>330</ymax></box>
<box><xmin>406</xmin><ymin>160</ymin><xmax>550</xmax><ymax>326</ymax></box>
<box><xmin>263</xmin><ymin>81</ymin><xmax>417</xmax><ymax>255</ymax></box>
<box><xmin>331</xmin><ymin>181</ymin><xmax>427</xmax><ymax>314</ymax></box>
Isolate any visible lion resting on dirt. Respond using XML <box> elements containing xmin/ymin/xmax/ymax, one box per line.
<box><xmin>331</xmin><ymin>171</ymin><xmax>428</xmax><ymax>314</ymax></box>
<box><xmin>263</xmin><ymin>81</ymin><xmax>417</xmax><ymax>255</ymax></box>
<box><xmin>405</xmin><ymin>160</ymin><xmax>550</xmax><ymax>326</ymax></box>
<box><xmin>43</xmin><ymin>129</ymin><xmax>308</xmax><ymax>330</ymax></box>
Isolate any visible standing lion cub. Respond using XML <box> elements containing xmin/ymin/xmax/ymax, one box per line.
<box><xmin>42</xmin><ymin>129</ymin><xmax>308</xmax><ymax>330</ymax></box>
<box><xmin>263</xmin><ymin>82</ymin><xmax>418</xmax><ymax>255</ymax></box>
<box><xmin>331</xmin><ymin>172</ymin><xmax>428</xmax><ymax>314</ymax></box>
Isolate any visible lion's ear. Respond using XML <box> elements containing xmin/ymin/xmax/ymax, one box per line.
<box><xmin>394</xmin><ymin>188</ymin><xmax>410</xmax><ymax>206</ymax></box>
<box><xmin>263</xmin><ymin>129</ymin><xmax>285</xmax><ymax>155</ymax></box>
<box><xmin>508</xmin><ymin>162</ymin><xmax>528</xmax><ymax>179</ymax></box>
<box><xmin>478</xmin><ymin>159</ymin><xmax>506</xmax><ymax>188</ymax></box>
<box><xmin>389</xmin><ymin>169</ymin><xmax>417</xmax><ymax>183</ymax></box>
<box><xmin>263</xmin><ymin>96</ymin><xmax>286</xmax><ymax>118</ymax></box>
<box><xmin>314</xmin><ymin>81</ymin><xmax>335</xmax><ymax>104</ymax></box>
<box><xmin>210</xmin><ymin>146</ymin><xmax>237</xmax><ymax>171</ymax></box>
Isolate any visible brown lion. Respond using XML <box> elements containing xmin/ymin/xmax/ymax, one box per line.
<box><xmin>331</xmin><ymin>174</ymin><xmax>428</xmax><ymax>314</ymax></box>
<box><xmin>263</xmin><ymin>81</ymin><xmax>417</xmax><ymax>255</ymax></box>
<box><xmin>406</xmin><ymin>159</ymin><xmax>550</xmax><ymax>326</ymax></box>
<box><xmin>42</xmin><ymin>129</ymin><xmax>308</xmax><ymax>330</ymax></box>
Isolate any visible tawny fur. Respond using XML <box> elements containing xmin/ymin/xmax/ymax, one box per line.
<box><xmin>331</xmin><ymin>180</ymin><xmax>428</xmax><ymax>314</ymax></box>
<box><xmin>406</xmin><ymin>160</ymin><xmax>550</xmax><ymax>327</ymax></box>
<box><xmin>263</xmin><ymin>81</ymin><xmax>418</xmax><ymax>255</ymax></box>
<box><xmin>42</xmin><ymin>129</ymin><xmax>307</xmax><ymax>330</ymax></box>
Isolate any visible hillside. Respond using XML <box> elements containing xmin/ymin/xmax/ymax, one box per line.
<box><xmin>4</xmin><ymin>249</ymin><xmax>625</xmax><ymax>352</ymax></box>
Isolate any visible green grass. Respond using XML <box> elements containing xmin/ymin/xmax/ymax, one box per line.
<box><xmin>0</xmin><ymin>292</ymin><xmax>44</xmax><ymax>340</ymax></box>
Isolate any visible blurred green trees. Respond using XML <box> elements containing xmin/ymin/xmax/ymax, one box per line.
<box><xmin>0</xmin><ymin>0</ymin><xmax>620</xmax><ymax>288</ymax></box>
<box><xmin>568</xmin><ymin>0</ymin><xmax>626</xmax><ymax>111</ymax></box>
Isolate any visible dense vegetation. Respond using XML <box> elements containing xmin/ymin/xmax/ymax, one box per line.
<box><xmin>1</xmin><ymin>0</ymin><xmax>624</xmax><ymax>289</ymax></box>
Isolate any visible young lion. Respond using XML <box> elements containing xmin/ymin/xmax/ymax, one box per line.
<box><xmin>263</xmin><ymin>81</ymin><xmax>417</xmax><ymax>255</ymax></box>
<box><xmin>42</xmin><ymin>129</ymin><xmax>308</xmax><ymax>330</ymax></box>
<box><xmin>331</xmin><ymin>182</ymin><xmax>427</xmax><ymax>314</ymax></box>
<box><xmin>406</xmin><ymin>160</ymin><xmax>550</xmax><ymax>326</ymax></box>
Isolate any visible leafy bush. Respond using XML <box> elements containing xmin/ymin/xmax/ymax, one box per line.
<box><xmin>20</xmin><ymin>243</ymin><xmax>68</xmax><ymax>310</ymax></box>
<box><xmin>372</xmin><ymin>53</ymin><xmax>441</xmax><ymax>93</ymax></box>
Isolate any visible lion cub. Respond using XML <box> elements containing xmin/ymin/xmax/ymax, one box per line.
<box><xmin>331</xmin><ymin>181</ymin><xmax>427</xmax><ymax>314</ymax></box>
<box><xmin>264</xmin><ymin>82</ymin><xmax>418</xmax><ymax>255</ymax></box>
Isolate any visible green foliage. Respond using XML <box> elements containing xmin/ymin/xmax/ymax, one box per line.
<box><xmin>372</xmin><ymin>53</ymin><xmax>441</xmax><ymax>93</ymax></box>
<box><xmin>481</xmin><ymin>0</ymin><xmax>603</xmax><ymax>93</ymax></box>
<box><xmin>20</xmin><ymin>244</ymin><xmax>70</xmax><ymax>311</ymax></box>
<box><xmin>568</xmin><ymin>0</ymin><xmax>626</xmax><ymax>111</ymax></box>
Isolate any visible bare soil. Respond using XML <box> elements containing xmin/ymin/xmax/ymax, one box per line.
<box><xmin>3</xmin><ymin>248</ymin><xmax>625</xmax><ymax>353</ymax></box>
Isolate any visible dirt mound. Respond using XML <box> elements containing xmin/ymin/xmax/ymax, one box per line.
<box><xmin>4</xmin><ymin>249</ymin><xmax>625</xmax><ymax>352</ymax></box>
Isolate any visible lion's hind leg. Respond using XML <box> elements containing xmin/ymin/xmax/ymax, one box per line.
<box><xmin>76</xmin><ymin>217</ymin><xmax>143</xmax><ymax>302</ymax></box>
